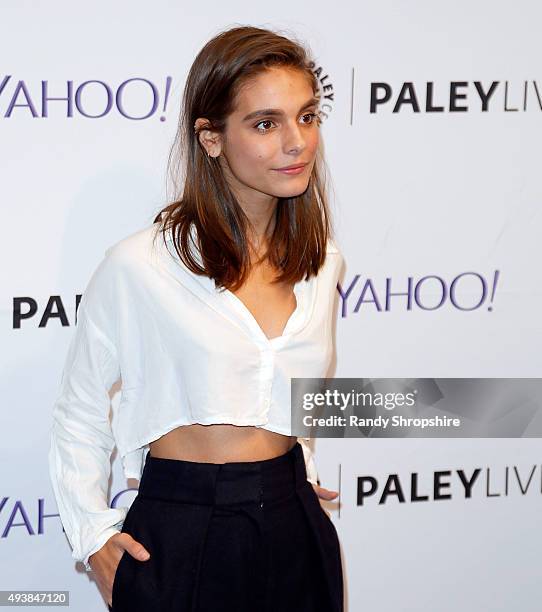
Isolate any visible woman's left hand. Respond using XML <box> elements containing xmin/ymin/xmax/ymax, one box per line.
<box><xmin>312</xmin><ymin>483</ymin><xmax>339</xmax><ymax>501</ymax></box>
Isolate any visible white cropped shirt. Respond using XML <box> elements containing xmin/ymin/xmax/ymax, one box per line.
<box><xmin>48</xmin><ymin>218</ymin><xmax>343</xmax><ymax>571</ymax></box>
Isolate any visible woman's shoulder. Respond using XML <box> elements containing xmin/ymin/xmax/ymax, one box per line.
<box><xmin>326</xmin><ymin>236</ymin><xmax>340</xmax><ymax>254</ymax></box>
<box><xmin>325</xmin><ymin>236</ymin><xmax>344</xmax><ymax>266</ymax></box>
<box><xmin>323</xmin><ymin>236</ymin><xmax>344</xmax><ymax>284</ymax></box>
<box><xmin>102</xmin><ymin>221</ymin><xmax>162</xmax><ymax>266</ymax></box>
<box><xmin>80</xmin><ymin>223</ymin><xmax>160</xmax><ymax>307</ymax></box>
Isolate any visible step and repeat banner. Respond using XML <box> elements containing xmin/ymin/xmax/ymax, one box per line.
<box><xmin>2</xmin><ymin>2</ymin><xmax>539</xmax><ymax>611</ymax></box>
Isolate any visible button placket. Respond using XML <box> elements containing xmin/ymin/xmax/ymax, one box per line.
<box><xmin>259</xmin><ymin>345</ymin><xmax>275</xmax><ymax>415</ymax></box>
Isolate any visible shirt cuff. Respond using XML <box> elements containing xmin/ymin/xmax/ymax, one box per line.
<box><xmin>298</xmin><ymin>438</ymin><xmax>319</xmax><ymax>486</ymax></box>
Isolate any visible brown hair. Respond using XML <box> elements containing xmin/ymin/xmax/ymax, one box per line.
<box><xmin>153</xmin><ymin>24</ymin><xmax>335</xmax><ymax>292</ymax></box>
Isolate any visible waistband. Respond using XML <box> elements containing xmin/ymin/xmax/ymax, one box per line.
<box><xmin>138</xmin><ymin>440</ymin><xmax>309</xmax><ymax>506</ymax></box>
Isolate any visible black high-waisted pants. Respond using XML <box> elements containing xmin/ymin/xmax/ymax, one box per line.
<box><xmin>108</xmin><ymin>441</ymin><xmax>344</xmax><ymax>612</ymax></box>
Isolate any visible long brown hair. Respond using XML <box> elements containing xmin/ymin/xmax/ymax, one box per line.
<box><xmin>153</xmin><ymin>24</ymin><xmax>335</xmax><ymax>292</ymax></box>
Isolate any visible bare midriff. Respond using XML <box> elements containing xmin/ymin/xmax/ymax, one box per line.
<box><xmin>149</xmin><ymin>424</ymin><xmax>297</xmax><ymax>463</ymax></box>
<box><xmin>149</xmin><ymin>248</ymin><xmax>298</xmax><ymax>463</ymax></box>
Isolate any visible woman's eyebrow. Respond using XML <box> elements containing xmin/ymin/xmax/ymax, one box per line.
<box><xmin>242</xmin><ymin>96</ymin><xmax>319</xmax><ymax>122</ymax></box>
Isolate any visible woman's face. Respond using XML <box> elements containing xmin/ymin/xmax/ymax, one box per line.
<box><xmin>217</xmin><ymin>66</ymin><xmax>320</xmax><ymax>204</ymax></box>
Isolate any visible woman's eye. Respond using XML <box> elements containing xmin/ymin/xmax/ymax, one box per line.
<box><xmin>301</xmin><ymin>112</ymin><xmax>319</xmax><ymax>124</ymax></box>
<box><xmin>254</xmin><ymin>112</ymin><xmax>320</xmax><ymax>133</ymax></box>
<box><xmin>254</xmin><ymin>119</ymin><xmax>275</xmax><ymax>132</ymax></box>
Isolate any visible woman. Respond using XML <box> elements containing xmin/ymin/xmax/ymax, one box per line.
<box><xmin>49</xmin><ymin>25</ymin><xmax>344</xmax><ymax>612</ymax></box>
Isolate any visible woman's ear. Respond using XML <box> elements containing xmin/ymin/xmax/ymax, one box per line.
<box><xmin>194</xmin><ymin>118</ymin><xmax>222</xmax><ymax>157</ymax></box>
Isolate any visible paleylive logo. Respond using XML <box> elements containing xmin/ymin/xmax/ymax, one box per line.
<box><xmin>12</xmin><ymin>295</ymin><xmax>82</xmax><ymax>329</ymax></box>
<box><xmin>357</xmin><ymin>464</ymin><xmax>542</xmax><ymax>505</ymax></box>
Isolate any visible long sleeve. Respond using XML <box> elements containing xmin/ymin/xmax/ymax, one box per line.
<box><xmin>298</xmin><ymin>437</ymin><xmax>319</xmax><ymax>486</ymax></box>
<box><xmin>48</xmin><ymin>251</ymin><xmax>127</xmax><ymax>572</ymax></box>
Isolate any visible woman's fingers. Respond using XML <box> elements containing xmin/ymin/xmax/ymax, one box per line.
<box><xmin>121</xmin><ymin>533</ymin><xmax>151</xmax><ymax>561</ymax></box>
<box><xmin>312</xmin><ymin>483</ymin><xmax>339</xmax><ymax>500</ymax></box>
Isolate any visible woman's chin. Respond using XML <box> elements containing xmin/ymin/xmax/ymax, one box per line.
<box><xmin>269</xmin><ymin>180</ymin><xmax>311</xmax><ymax>199</ymax></box>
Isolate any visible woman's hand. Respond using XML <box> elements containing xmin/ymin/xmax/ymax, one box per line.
<box><xmin>312</xmin><ymin>483</ymin><xmax>339</xmax><ymax>519</ymax></box>
<box><xmin>312</xmin><ymin>483</ymin><xmax>339</xmax><ymax>501</ymax></box>
<box><xmin>88</xmin><ymin>532</ymin><xmax>151</xmax><ymax>607</ymax></box>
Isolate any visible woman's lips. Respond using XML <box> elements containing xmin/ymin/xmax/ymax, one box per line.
<box><xmin>273</xmin><ymin>164</ymin><xmax>307</xmax><ymax>175</ymax></box>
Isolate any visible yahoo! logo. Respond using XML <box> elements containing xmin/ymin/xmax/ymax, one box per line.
<box><xmin>338</xmin><ymin>269</ymin><xmax>500</xmax><ymax>316</ymax></box>
<box><xmin>0</xmin><ymin>488</ymin><xmax>136</xmax><ymax>540</ymax></box>
<box><xmin>0</xmin><ymin>75</ymin><xmax>173</xmax><ymax>120</ymax></box>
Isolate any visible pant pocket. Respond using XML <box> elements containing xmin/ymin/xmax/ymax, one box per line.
<box><xmin>111</xmin><ymin>549</ymin><xmax>129</xmax><ymax>609</ymax></box>
<box><xmin>295</xmin><ymin>482</ymin><xmax>344</xmax><ymax>612</ymax></box>
<box><xmin>109</xmin><ymin>497</ymin><xmax>156</xmax><ymax>611</ymax></box>
<box><xmin>110</xmin><ymin>496</ymin><xmax>141</xmax><ymax>608</ymax></box>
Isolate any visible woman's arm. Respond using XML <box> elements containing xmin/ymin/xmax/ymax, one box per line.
<box><xmin>48</xmin><ymin>250</ymin><xmax>127</xmax><ymax>571</ymax></box>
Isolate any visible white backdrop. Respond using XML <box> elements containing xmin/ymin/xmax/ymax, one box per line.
<box><xmin>2</xmin><ymin>1</ymin><xmax>540</xmax><ymax>610</ymax></box>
